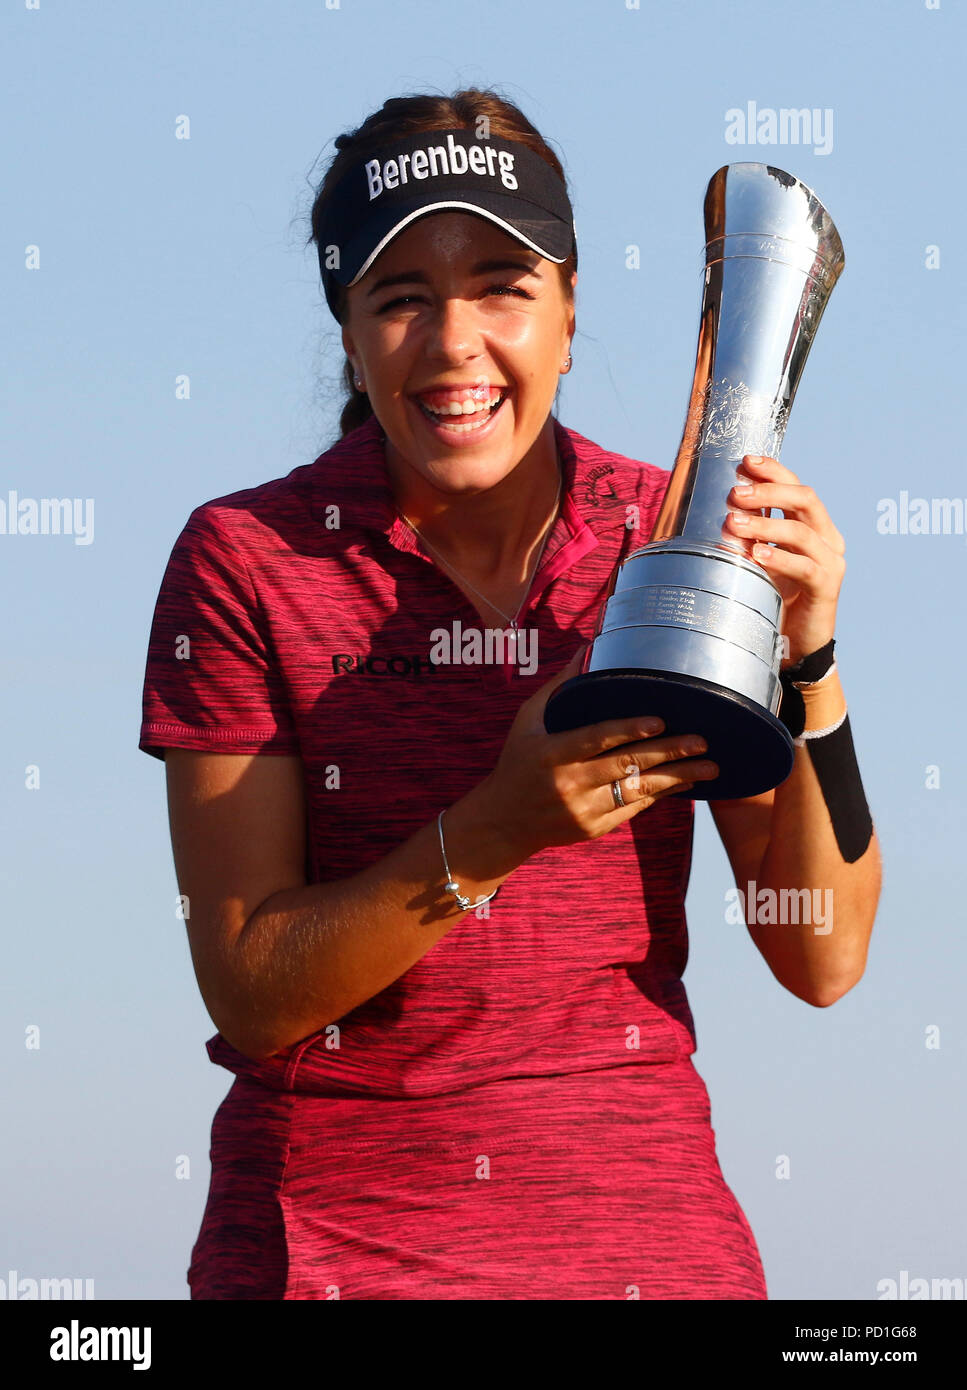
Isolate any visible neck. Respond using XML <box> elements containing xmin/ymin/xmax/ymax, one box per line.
<box><xmin>388</xmin><ymin>416</ymin><xmax>563</xmax><ymax>581</ymax></box>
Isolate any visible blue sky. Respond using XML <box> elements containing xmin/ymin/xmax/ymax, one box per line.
<box><xmin>2</xmin><ymin>0</ymin><xmax>963</xmax><ymax>1300</ymax></box>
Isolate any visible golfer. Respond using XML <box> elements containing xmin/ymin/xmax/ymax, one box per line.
<box><xmin>139</xmin><ymin>87</ymin><xmax>881</xmax><ymax>1300</ymax></box>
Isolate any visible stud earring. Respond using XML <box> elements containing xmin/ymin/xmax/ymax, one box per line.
<box><xmin>561</xmin><ymin>355</ymin><xmax>572</xmax><ymax>372</ymax></box>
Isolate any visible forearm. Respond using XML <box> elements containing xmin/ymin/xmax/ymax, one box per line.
<box><xmin>749</xmin><ymin>671</ymin><xmax>882</xmax><ymax>1005</ymax></box>
<box><xmin>218</xmin><ymin>775</ymin><xmax>521</xmax><ymax>1060</ymax></box>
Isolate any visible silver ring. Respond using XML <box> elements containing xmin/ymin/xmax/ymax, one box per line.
<box><xmin>611</xmin><ymin>778</ymin><xmax>625</xmax><ymax>809</ymax></box>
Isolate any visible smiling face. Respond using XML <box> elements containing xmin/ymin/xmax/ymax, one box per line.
<box><xmin>340</xmin><ymin>211</ymin><xmax>575</xmax><ymax>501</ymax></box>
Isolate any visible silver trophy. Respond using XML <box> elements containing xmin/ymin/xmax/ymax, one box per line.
<box><xmin>544</xmin><ymin>163</ymin><xmax>845</xmax><ymax>799</ymax></box>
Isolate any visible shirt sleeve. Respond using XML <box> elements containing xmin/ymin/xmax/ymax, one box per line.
<box><xmin>138</xmin><ymin>507</ymin><xmax>301</xmax><ymax>761</ymax></box>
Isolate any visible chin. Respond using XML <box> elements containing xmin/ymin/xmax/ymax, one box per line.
<box><xmin>422</xmin><ymin>451</ymin><xmax>516</xmax><ymax>490</ymax></box>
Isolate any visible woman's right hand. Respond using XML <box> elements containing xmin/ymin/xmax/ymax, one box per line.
<box><xmin>475</xmin><ymin>646</ymin><xmax>720</xmax><ymax>863</ymax></box>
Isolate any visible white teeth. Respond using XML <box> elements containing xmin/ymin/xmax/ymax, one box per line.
<box><xmin>418</xmin><ymin>392</ymin><xmax>505</xmax><ymax>429</ymax></box>
<box><xmin>436</xmin><ymin>412</ymin><xmax>492</xmax><ymax>433</ymax></box>
<box><xmin>420</xmin><ymin>393</ymin><xmax>505</xmax><ymax>433</ymax></box>
<box><xmin>421</xmin><ymin>392</ymin><xmax>504</xmax><ymax>416</ymax></box>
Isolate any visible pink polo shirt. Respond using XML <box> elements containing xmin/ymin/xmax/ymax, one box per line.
<box><xmin>138</xmin><ymin>413</ymin><xmax>769</xmax><ymax>1300</ymax></box>
<box><xmin>139</xmin><ymin>413</ymin><xmax>697</xmax><ymax>1096</ymax></box>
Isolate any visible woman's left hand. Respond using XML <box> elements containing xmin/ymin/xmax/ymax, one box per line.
<box><xmin>723</xmin><ymin>453</ymin><xmax>846</xmax><ymax>667</ymax></box>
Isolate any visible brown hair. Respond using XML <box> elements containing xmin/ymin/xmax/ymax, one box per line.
<box><xmin>306</xmin><ymin>88</ymin><xmax>578</xmax><ymax>440</ymax></box>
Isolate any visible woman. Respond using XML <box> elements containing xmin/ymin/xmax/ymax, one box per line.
<box><xmin>139</xmin><ymin>88</ymin><xmax>881</xmax><ymax>1300</ymax></box>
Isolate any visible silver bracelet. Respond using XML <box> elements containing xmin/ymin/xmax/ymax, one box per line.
<box><xmin>437</xmin><ymin>809</ymin><xmax>500</xmax><ymax>912</ymax></box>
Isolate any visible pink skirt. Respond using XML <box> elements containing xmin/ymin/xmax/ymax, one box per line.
<box><xmin>188</xmin><ymin>1058</ymin><xmax>767</xmax><ymax>1300</ymax></box>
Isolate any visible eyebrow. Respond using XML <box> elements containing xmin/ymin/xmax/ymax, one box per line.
<box><xmin>366</xmin><ymin>257</ymin><xmax>544</xmax><ymax>297</ymax></box>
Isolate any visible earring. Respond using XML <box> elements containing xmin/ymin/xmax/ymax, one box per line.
<box><xmin>354</xmin><ymin>377</ymin><xmax>366</xmax><ymax>392</ymax></box>
<box><xmin>561</xmin><ymin>355</ymin><xmax>572</xmax><ymax>372</ymax></box>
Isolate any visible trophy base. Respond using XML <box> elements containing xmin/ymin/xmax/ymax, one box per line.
<box><xmin>543</xmin><ymin>668</ymin><xmax>795</xmax><ymax>801</ymax></box>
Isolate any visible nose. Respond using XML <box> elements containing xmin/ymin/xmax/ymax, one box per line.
<box><xmin>425</xmin><ymin>295</ymin><xmax>484</xmax><ymax>365</ymax></box>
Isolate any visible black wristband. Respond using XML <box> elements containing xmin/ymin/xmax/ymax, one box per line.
<box><xmin>777</xmin><ymin>637</ymin><xmax>837</xmax><ymax>739</ymax></box>
<box><xmin>806</xmin><ymin>715</ymin><xmax>874</xmax><ymax>863</ymax></box>
<box><xmin>782</xmin><ymin>636</ymin><xmax>836</xmax><ymax>683</ymax></box>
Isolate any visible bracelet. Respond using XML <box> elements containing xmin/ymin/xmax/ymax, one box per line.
<box><xmin>438</xmin><ymin>809</ymin><xmax>500</xmax><ymax>912</ymax></box>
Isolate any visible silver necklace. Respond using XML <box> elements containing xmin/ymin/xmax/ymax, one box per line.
<box><xmin>402</xmin><ymin>470</ymin><xmax>563</xmax><ymax>632</ymax></box>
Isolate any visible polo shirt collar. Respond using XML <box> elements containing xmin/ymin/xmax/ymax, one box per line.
<box><xmin>311</xmin><ymin>414</ymin><xmax>630</xmax><ymax>564</ymax></box>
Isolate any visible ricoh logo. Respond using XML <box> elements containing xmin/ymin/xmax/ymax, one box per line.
<box><xmin>331</xmin><ymin>653</ymin><xmax>438</xmax><ymax>676</ymax></box>
<box><xmin>366</xmin><ymin>133</ymin><xmax>518</xmax><ymax>199</ymax></box>
<box><xmin>725</xmin><ymin>101</ymin><xmax>834</xmax><ymax>156</ymax></box>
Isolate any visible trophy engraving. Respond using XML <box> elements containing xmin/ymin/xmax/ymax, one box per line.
<box><xmin>691</xmin><ymin>378</ymin><xmax>791</xmax><ymax>464</ymax></box>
